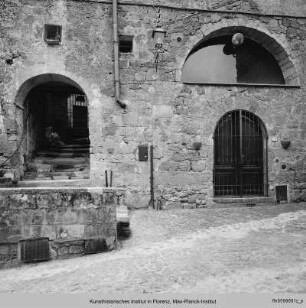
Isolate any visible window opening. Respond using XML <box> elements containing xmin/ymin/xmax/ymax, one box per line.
<box><xmin>119</xmin><ymin>35</ymin><xmax>133</xmax><ymax>53</ymax></box>
<box><xmin>44</xmin><ymin>24</ymin><xmax>62</xmax><ymax>45</ymax></box>
<box><xmin>67</xmin><ymin>94</ymin><xmax>88</xmax><ymax>129</ymax></box>
<box><xmin>182</xmin><ymin>36</ymin><xmax>285</xmax><ymax>85</ymax></box>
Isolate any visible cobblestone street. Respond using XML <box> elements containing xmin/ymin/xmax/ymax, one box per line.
<box><xmin>0</xmin><ymin>203</ymin><xmax>306</xmax><ymax>294</ymax></box>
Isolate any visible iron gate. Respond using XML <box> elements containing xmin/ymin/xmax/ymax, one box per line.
<box><xmin>214</xmin><ymin>110</ymin><xmax>266</xmax><ymax>197</ymax></box>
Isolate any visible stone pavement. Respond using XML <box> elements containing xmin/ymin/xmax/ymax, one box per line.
<box><xmin>0</xmin><ymin>203</ymin><xmax>305</xmax><ymax>293</ymax></box>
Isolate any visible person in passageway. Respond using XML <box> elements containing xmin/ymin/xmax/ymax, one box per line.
<box><xmin>45</xmin><ymin>126</ymin><xmax>65</xmax><ymax>147</ymax></box>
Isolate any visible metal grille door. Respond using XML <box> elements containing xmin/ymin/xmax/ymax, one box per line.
<box><xmin>214</xmin><ymin>110</ymin><xmax>265</xmax><ymax>197</ymax></box>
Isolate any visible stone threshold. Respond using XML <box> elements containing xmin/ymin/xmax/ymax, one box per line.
<box><xmin>213</xmin><ymin>196</ymin><xmax>275</xmax><ymax>204</ymax></box>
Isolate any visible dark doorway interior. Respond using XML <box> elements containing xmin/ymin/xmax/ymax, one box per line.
<box><xmin>23</xmin><ymin>82</ymin><xmax>89</xmax><ymax>181</ymax></box>
<box><xmin>214</xmin><ymin>110</ymin><xmax>267</xmax><ymax>197</ymax></box>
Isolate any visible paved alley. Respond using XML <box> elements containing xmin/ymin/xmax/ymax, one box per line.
<box><xmin>0</xmin><ymin>203</ymin><xmax>305</xmax><ymax>294</ymax></box>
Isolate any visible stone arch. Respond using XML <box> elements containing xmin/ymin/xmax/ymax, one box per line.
<box><xmin>14</xmin><ymin>73</ymin><xmax>91</xmax><ymax>182</ymax></box>
<box><xmin>15</xmin><ymin>73</ymin><xmax>87</xmax><ymax>108</ymax></box>
<box><xmin>180</xmin><ymin>25</ymin><xmax>299</xmax><ymax>85</ymax></box>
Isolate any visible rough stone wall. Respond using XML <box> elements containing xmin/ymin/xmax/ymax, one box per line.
<box><xmin>0</xmin><ymin>0</ymin><xmax>116</xmax><ymax>181</ymax></box>
<box><xmin>0</xmin><ymin>0</ymin><xmax>306</xmax><ymax>209</ymax></box>
<box><xmin>114</xmin><ymin>4</ymin><xmax>306</xmax><ymax>208</ymax></box>
<box><xmin>0</xmin><ymin>187</ymin><xmax>119</xmax><ymax>267</ymax></box>
<box><xmin>0</xmin><ymin>187</ymin><xmax>118</xmax><ymax>242</ymax></box>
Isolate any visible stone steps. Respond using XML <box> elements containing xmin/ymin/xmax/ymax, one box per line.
<box><xmin>27</xmin><ymin>162</ymin><xmax>88</xmax><ymax>172</ymax></box>
<box><xmin>23</xmin><ymin>170</ymin><xmax>90</xmax><ymax>180</ymax></box>
<box><xmin>61</xmin><ymin>143</ymin><xmax>89</xmax><ymax>148</ymax></box>
<box><xmin>36</xmin><ymin>151</ymin><xmax>89</xmax><ymax>157</ymax></box>
<box><xmin>31</xmin><ymin>157</ymin><xmax>88</xmax><ymax>165</ymax></box>
<box><xmin>22</xmin><ymin>141</ymin><xmax>90</xmax><ymax>183</ymax></box>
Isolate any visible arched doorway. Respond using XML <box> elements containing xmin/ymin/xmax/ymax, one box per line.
<box><xmin>16</xmin><ymin>74</ymin><xmax>90</xmax><ymax>181</ymax></box>
<box><xmin>214</xmin><ymin>110</ymin><xmax>267</xmax><ymax>197</ymax></box>
<box><xmin>25</xmin><ymin>83</ymin><xmax>89</xmax><ymax>150</ymax></box>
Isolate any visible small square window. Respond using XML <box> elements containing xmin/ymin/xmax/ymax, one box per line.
<box><xmin>44</xmin><ymin>24</ymin><xmax>62</xmax><ymax>45</ymax></box>
<box><xmin>119</xmin><ymin>35</ymin><xmax>133</xmax><ymax>53</ymax></box>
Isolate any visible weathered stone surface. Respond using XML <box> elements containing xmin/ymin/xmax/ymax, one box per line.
<box><xmin>69</xmin><ymin>244</ymin><xmax>84</xmax><ymax>255</ymax></box>
<box><xmin>0</xmin><ymin>188</ymin><xmax>117</xmax><ymax>267</ymax></box>
<box><xmin>0</xmin><ymin>0</ymin><xmax>306</xmax><ymax>209</ymax></box>
<box><xmin>191</xmin><ymin>161</ymin><xmax>207</xmax><ymax>172</ymax></box>
<box><xmin>124</xmin><ymin>190</ymin><xmax>150</xmax><ymax>209</ymax></box>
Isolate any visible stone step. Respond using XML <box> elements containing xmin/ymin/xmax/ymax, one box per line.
<box><xmin>26</xmin><ymin>162</ymin><xmax>89</xmax><ymax>173</ymax></box>
<box><xmin>60</xmin><ymin>144</ymin><xmax>90</xmax><ymax>149</ymax></box>
<box><xmin>36</xmin><ymin>152</ymin><xmax>89</xmax><ymax>158</ymax></box>
<box><xmin>213</xmin><ymin>196</ymin><xmax>275</xmax><ymax>205</ymax></box>
<box><xmin>66</xmin><ymin>138</ymin><xmax>89</xmax><ymax>145</ymax></box>
<box><xmin>43</xmin><ymin>145</ymin><xmax>89</xmax><ymax>152</ymax></box>
<box><xmin>25</xmin><ymin>143</ymin><xmax>90</xmax><ymax>181</ymax></box>
<box><xmin>32</xmin><ymin>157</ymin><xmax>88</xmax><ymax>165</ymax></box>
<box><xmin>23</xmin><ymin>170</ymin><xmax>89</xmax><ymax>180</ymax></box>
<box><xmin>42</xmin><ymin>148</ymin><xmax>89</xmax><ymax>154</ymax></box>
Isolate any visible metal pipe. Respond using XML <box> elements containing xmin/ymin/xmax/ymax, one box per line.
<box><xmin>105</xmin><ymin>170</ymin><xmax>108</xmax><ymax>187</ymax></box>
<box><xmin>150</xmin><ymin>145</ymin><xmax>155</xmax><ymax>209</ymax></box>
<box><xmin>112</xmin><ymin>0</ymin><xmax>126</xmax><ymax>109</ymax></box>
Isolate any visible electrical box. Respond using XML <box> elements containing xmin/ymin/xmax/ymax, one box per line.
<box><xmin>138</xmin><ymin>145</ymin><xmax>148</xmax><ymax>161</ymax></box>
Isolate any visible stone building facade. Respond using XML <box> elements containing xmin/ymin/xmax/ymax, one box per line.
<box><xmin>1</xmin><ymin>0</ymin><xmax>306</xmax><ymax>212</ymax></box>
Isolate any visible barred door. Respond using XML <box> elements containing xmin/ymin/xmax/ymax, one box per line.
<box><xmin>214</xmin><ymin>110</ymin><xmax>265</xmax><ymax>197</ymax></box>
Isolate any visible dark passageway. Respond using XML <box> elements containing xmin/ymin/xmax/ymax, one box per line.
<box><xmin>22</xmin><ymin>81</ymin><xmax>90</xmax><ymax>182</ymax></box>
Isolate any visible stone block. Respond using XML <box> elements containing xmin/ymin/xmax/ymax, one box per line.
<box><xmin>58</xmin><ymin>225</ymin><xmax>85</xmax><ymax>239</ymax></box>
<box><xmin>84</xmin><ymin>224</ymin><xmax>104</xmax><ymax>238</ymax></box>
<box><xmin>104</xmin><ymin>223</ymin><xmax>116</xmax><ymax>237</ymax></box>
<box><xmin>30</xmin><ymin>225</ymin><xmax>42</xmax><ymax>238</ymax></box>
<box><xmin>49</xmin><ymin>247</ymin><xmax>57</xmax><ymax>260</ymax></box>
<box><xmin>69</xmin><ymin>244</ymin><xmax>84</xmax><ymax>255</ymax></box>
<box><xmin>188</xmin><ymin>195</ymin><xmax>197</xmax><ymax>203</ymax></box>
<box><xmin>60</xmin><ymin>210</ymin><xmax>79</xmax><ymax>225</ymax></box>
<box><xmin>156</xmin><ymin>171</ymin><xmax>211</xmax><ymax>186</ymax></box>
<box><xmin>102</xmin><ymin>191</ymin><xmax>115</xmax><ymax>204</ymax></box>
<box><xmin>45</xmin><ymin>211</ymin><xmax>56</xmax><ymax>224</ymax></box>
<box><xmin>41</xmin><ymin>225</ymin><xmax>56</xmax><ymax>240</ymax></box>
<box><xmin>31</xmin><ymin>212</ymin><xmax>45</xmax><ymax>225</ymax></box>
<box><xmin>84</xmin><ymin>238</ymin><xmax>107</xmax><ymax>254</ymax></box>
<box><xmin>191</xmin><ymin>161</ymin><xmax>206</xmax><ymax>172</ymax></box>
<box><xmin>153</xmin><ymin>105</ymin><xmax>174</xmax><ymax>118</ymax></box>
<box><xmin>0</xmin><ymin>245</ymin><xmax>9</xmax><ymax>255</ymax></box>
<box><xmin>57</xmin><ymin>246</ymin><xmax>69</xmax><ymax>257</ymax></box>
<box><xmin>124</xmin><ymin>190</ymin><xmax>150</xmax><ymax>209</ymax></box>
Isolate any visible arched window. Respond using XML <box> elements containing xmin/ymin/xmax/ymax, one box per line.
<box><xmin>182</xmin><ymin>35</ymin><xmax>285</xmax><ymax>85</ymax></box>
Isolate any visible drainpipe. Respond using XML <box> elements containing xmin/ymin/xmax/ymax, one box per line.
<box><xmin>113</xmin><ymin>0</ymin><xmax>127</xmax><ymax>109</ymax></box>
